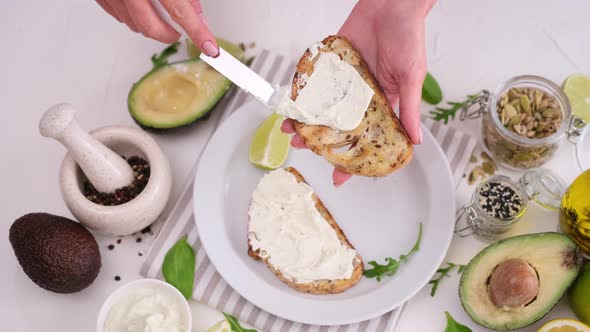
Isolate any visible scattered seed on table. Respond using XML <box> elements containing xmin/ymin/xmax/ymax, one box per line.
<box><xmin>108</xmin><ymin>244</ymin><xmax>115</xmax><ymax>251</ymax></box>
<box><xmin>114</xmin><ymin>276</ymin><xmax>121</xmax><ymax>281</ymax></box>
<box><xmin>136</xmin><ymin>237</ymin><xmax>142</xmax><ymax>243</ymax></box>
<box><xmin>116</xmin><ymin>239</ymin><xmax>122</xmax><ymax>244</ymax></box>
<box><xmin>138</xmin><ymin>252</ymin><xmax>143</xmax><ymax>257</ymax></box>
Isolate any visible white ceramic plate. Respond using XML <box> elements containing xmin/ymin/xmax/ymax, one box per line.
<box><xmin>194</xmin><ymin>101</ymin><xmax>455</xmax><ymax>326</ymax></box>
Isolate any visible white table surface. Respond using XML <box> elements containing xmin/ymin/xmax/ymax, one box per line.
<box><xmin>1</xmin><ymin>1</ymin><xmax>589</xmax><ymax>331</ymax></box>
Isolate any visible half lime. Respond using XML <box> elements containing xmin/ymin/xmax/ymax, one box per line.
<box><xmin>563</xmin><ymin>74</ymin><xmax>590</xmax><ymax>123</ymax></box>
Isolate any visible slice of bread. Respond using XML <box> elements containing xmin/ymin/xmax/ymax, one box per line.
<box><xmin>291</xmin><ymin>35</ymin><xmax>413</xmax><ymax>177</ymax></box>
<box><xmin>248</xmin><ymin>167</ymin><xmax>363</xmax><ymax>294</ymax></box>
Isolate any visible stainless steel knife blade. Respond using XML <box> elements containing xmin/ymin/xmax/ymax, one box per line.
<box><xmin>200</xmin><ymin>48</ymin><xmax>277</xmax><ymax>106</ymax></box>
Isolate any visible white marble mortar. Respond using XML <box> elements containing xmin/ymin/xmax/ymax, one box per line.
<box><xmin>60</xmin><ymin>126</ymin><xmax>172</xmax><ymax>236</ymax></box>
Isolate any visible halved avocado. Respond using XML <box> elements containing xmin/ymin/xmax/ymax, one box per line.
<box><xmin>128</xmin><ymin>59</ymin><xmax>231</xmax><ymax>129</ymax></box>
<box><xmin>459</xmin><ymin>232</ymin><xmax>581</xmax><ymax>331</ymax></box>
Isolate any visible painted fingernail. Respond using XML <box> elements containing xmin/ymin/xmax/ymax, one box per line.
<box><xmin>202</xmin><ymin>40</ymin><xmax>219</xmax><ymax>57</ymax></box>
<box><xmin>418</xmin><ymin>127</ymin><xmax>423</xmax><ymax>144</ymax></box>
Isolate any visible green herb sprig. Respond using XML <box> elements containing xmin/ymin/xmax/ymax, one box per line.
<box><xmin>162</xmin><ymin>235</ymin><xmax>195</xmax><ymax>299</ymax></box>
<box><xmin>151</xmin><ymin>42</ymin><xmax>180</xmax><ymax>69</ymax></box>
<box><xmin>428</xmin><ymin>262</ymin><xmax>466</xmax><ymax>297</ymax></box>
<box><xmin>444</xmin><ymin>311</ymin><xmax>472</xmax><ymax>332</ymax></box>
<box><xmin>363</xmin><ymin>223</ymin><xmax>423</xmax><ymax>281</ymax></box>
<box><xmin>224</xmin><ymin>313</ymin><xmax>257</xmax><ymax>332</ymax></box>
<box><xmin>430</xmin><ymin>93</ymin><xmax>481</xmax><ymax>124</ymax></box>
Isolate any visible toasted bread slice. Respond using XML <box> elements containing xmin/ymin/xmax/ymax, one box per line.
<box><xmin>291</xmin><ymin>36</ymin><xmax>413</xmax><ymax>177</ymax></box>
<box><xmin>248</xmin><ymin>167</ymin><xmax>363</xmax><ymax>294</ymax></box>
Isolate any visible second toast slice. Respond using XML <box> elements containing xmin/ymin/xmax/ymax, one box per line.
<box><xmin>248</xmin><ymin>167</ymin><xmax>364</xmax><ymax>294</ymax></box>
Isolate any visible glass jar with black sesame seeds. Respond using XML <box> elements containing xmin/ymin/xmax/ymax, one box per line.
<box><xmin>455</xmin><ymin>169</ymin><xmax>566</xmax><ymax>242</ymax></box>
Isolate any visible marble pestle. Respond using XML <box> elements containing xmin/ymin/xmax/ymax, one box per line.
<box><xmin>39</xmin><ymin>103</ymin><xmax>135</xmax><ymax>193</ymax></box>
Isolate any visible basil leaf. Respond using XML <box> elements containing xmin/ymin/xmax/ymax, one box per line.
<box><xmin>444</xmin><ymin>311</ymin><xmax>472</xmax><ymax>332</ymax></box>
<box><xmin>162</xmin><ymin>235</ymin><xmax>195</xmax><ymax>299</ymax></box>
<box><xmin>224</xmin><ymin>313</ymin><xmax>257</xmax><ymax>332</ymax></box>
<box><xmin>422</xmin><ymin>72</ymin><xmax>443</xmax><ymax>105</ymax></box>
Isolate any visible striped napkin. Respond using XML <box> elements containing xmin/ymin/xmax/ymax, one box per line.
<box><xmin>140</xmin><ymin>50</ymin><xmax>477</xmax><ymax>332</ymax></box>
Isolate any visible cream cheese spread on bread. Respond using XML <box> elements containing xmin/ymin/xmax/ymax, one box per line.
<box><xmin>274</xmin><ymin>51</ymin><xmax>374</xmax><ymax>131</ymax></box>
<box><xmin>248</xmin><ymin>169</ymin><xmax>357</xmax><ymax>283</ymax></box>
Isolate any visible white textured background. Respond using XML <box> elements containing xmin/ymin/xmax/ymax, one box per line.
<box><xmin>1</xmin><ymin>0</ymin><xmax>589</xmax><ymax>331</ymax></box>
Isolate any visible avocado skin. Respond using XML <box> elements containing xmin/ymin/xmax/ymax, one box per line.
<box><xmin>9</xmin><ymin>213</ymin><xmax>101</xmax><ymax>293</ymax></box>
<box><xmin>130</xmin><ymin>102</ymin><xmax>215</xmax><ymax>134</ymax></box>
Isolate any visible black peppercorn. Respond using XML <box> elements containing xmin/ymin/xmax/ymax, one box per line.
<box><xmin>82</xmin><ymin>156</ymin><xmax>150</xmax><ymax>206</ymax></box>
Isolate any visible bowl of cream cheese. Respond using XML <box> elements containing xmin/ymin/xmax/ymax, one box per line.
<box><xmin>96</xmin><ymin>279</ymin><xmax>191</xmax><ymax>332</ymax></box>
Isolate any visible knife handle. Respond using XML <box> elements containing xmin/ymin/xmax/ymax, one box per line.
<box><xmin>150</xmin><ymin>0</ymin><xmax>189</xmax><ymax>38</ymax></box>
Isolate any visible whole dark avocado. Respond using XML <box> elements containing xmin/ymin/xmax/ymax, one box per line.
<box><xmin>9</xmin><ymin>213</ymin><xmax>101</xmax><ymax>293</ymax></box>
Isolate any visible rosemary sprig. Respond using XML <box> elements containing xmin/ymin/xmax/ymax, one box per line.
<box><xmin>428</xmin><ymin>262</ymin><xmax>466</xmax><ymax>296</ymax></box>
<box><xmin>430</xmin><ymin>94</ymin><xmax>481</xmax><ymax>124</ymax></box>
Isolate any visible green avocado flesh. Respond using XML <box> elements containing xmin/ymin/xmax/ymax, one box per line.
<box><xmin>128</xmin><ymin>59</ymin><xmax>231</xmax><ymax>129</ymax></box>
<box><xmin>459</xmin><ymin>232</ymin><xmax>580</xmax><ymax>331</ymax></box>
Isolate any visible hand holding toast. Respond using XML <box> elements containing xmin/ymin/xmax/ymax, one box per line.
<box><xmin>283</xmin><ymin>0</ymin><xmax>436</xmax><ymax>186</ymax></box>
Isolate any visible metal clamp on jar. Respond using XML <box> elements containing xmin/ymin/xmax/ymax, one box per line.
<box><xmin>460</xmin><ymin>75</ymin><xmax>587</xmax><ymax>169</ymax></box>
<box><xmin>455</xmin><ymin>168</ymin><xmax>567</xmax><ymax>242</ymax></box>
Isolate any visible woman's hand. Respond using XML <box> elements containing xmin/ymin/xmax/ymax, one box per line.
<box><xmin>283</xmin><ymin>0</ymin><xmax>435</xmax><ymax>186</ymax></box>
<box><xmin>96</xmin><ymin>0</ymin><xmax>219</xmax><ymax>56</ymax></box>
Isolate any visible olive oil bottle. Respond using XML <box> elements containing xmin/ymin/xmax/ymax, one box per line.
<box><xmin>560</xmin><ymin>169</ymin><xmax>590</xmax><ymax>256</ymax></box>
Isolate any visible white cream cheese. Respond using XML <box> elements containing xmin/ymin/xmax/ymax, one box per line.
<box><xmin>104</xmin><ymin>286</ymin><xmax>187</xmax><ymax>332</ymax></box>
<box><xmin>307</xmin><ymin>42</ymin><xmax>322</xmax><ymax>61</ymax></box>
<box><xmin>274</xmin><ymin>51</ymin><xmax>374</xmax><ymax>131</ymax></box>
<box><xmin>248</xmin><ymin>169</ymin><xmax>357</xmax><ymax>283</ymax></box>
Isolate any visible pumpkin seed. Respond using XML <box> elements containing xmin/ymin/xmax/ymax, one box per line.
<box><xmin>484</xmin><ymin>86</ymin><xmax>562</xmax><ymax>169</ymax></box>
<box><xmin>496</xmin><ymin>87</ymin><xmax>562</xmax><ymax>139</ymax></box>
<box><xmin>482</xmin><ymin>161</ymin><xmax>496</xmax><ymax>175</ymax></box>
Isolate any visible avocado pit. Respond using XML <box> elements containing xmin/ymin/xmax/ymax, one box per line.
<box><xmin>488</xmin><ymin>258</ymin><xmax>539</xmax><ymax>309</ymax></box>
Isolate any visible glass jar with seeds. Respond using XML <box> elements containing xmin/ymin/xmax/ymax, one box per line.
<box><xmin>461</xmin><ymin>75</ymin><xmax>586</xmax><ymax>169</ymax></box>
<box><xmin>456</xmin><ymin>168</ymin><xmax>566</xmax><ymax>242</ymax></box>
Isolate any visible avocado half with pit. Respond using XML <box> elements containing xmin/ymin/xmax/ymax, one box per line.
<box><xmin>128</xmin><ymin>39</ymin><xmax>244</xmax><ymax>130</ymax></box>
<box><xmin>459</xmin><ymin>232</ymin><xmax>581</xmax><ymax>331</ymax></box>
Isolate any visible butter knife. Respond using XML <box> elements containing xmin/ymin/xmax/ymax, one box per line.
<box><xmin>199</xmin><ymin>50</ymin><xmax>282</xmax><ymax>107</ymax></box>
<box><xmin>150</xmin><ymin>0</ymin><xmax>282</xmax><ymax>107</ymax></box>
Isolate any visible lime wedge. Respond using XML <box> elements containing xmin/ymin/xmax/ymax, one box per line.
<box><xmin>206</xmin><ymin>320</ymin><xmax>231</xmax><ymax>332</ymax></box>
<box><xmin>249</xmin><ymin>113</ymin><xmax>290</xmax><ymax>170</ymax></box>
<box><xmin>563</xmin><ymin>74</ymin><xmax>590</xmax><ymax>122</ymax></box>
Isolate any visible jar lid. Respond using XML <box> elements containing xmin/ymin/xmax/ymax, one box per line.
<box><xmin>519</xmin><ymin>168</ymin><xmax>567</xmax><ymax>210</ymax></box>
<box><xmin>576</xmin><ymin>124</ymin><xmax>590</xmax><ymax>172</ymax></box>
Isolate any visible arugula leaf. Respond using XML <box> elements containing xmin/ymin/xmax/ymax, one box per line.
<box><xmin>224</xmin><ymin>313</ymin><xmax>257</xmax><ymax>332</ymax></box>
<box><xmin>429</xmin><ymin>93</ymin><xmax>481</xmax><ymax>124</ymax></box>
<box><xmin>422</xmin><ymin>72</ymin><xmax>443</xmax><ymax>105</ymax></box>
<box><xmin>363</xmin><ymin>223</ymin><xmax>423</xmax><ymax>281</ymax></box>
<box><xmin>445</xmin><ymin>311</ymin><xmax>472</xmax><ymax>332</ymax></box>
<box><xmin>151</xmin><ymin>42</ymin><xmax>180</xmax><ymax>69</ymax></box>
<box><xmin>428</xmin><ymin>262</ymin><xmax>466</xmax><ymax>297</ymax></box>
<box><xmin>162</xmin><ymin>235</ymin><xmax>195</xmax><ymax>299</ymax></box>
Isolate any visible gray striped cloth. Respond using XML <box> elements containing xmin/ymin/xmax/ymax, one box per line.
<box><xmin>140</xmin><ymin>50</ymin><xmax>477</xmax><ymax>332</ymax></box>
